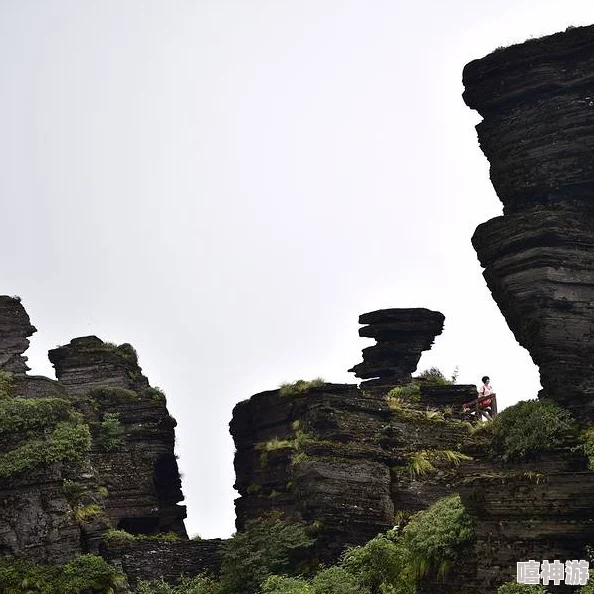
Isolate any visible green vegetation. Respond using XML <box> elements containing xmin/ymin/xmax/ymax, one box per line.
<box><xmin>497</xmin><ymin>582</ymin><xmax>548</xmax><ymax>593</ymax></box>
<box><xmin>131</xmin><ymin>497</ymin><xmax>473</xmax><ymax>594</ymax></box>
<box><xmin>103</xmin><ymin>528</ymin><xmax>138</xmax><ymax>547</ymax></box>
<box><xmin>72</xmin><ymin>503</ymin><xmax>105</xmax><ymax>524</ymax></box>
<box><xmin>405</xmin><ymin>450</ymin><xmax>472</xmax><ymax>479</ymax></box>
<box><xmin>218</xmin><ymin>513</ymin><xmax>315</xmax><ymax>594</ymax></box>
<box><xmin>88</xmin><ymin>387</ymin><xmax>140</xmax><ymax>406</ymax></box>
<box><xmin>415</xmin><ymin>367</ymin><xmax>453</xmax><ymax>386</ymax></box>
<box><xmin>0</xmin><ymin>397</ymin><xmax>72</xmax><ymax>434</ymax></box>
<box><xmin>146</xmin><ymin>386</ymin><xmax>167</xmax><ymax>403</ymax></box>
<box><xmin>386</xmin><ymin>383</ymin><xmax>421</xmax><ymax>402</ymax></box>
<box><xmin>279</xmin><ymin>379</ymin><xmax>325</xmax><ymax>397</ymax></box>
<box><xmin>0</xmin><ymin>370</ymin><xmax>14</xmax><ymax>398</ymax></box>
<box><xmin>97</xmin><ymin>412</ymin><xmax>125</xmax><ymax>451</ymax></box>
<box><xmin>487</xmin><ymin>399</ymin><xmax>575</xmax><ymax>461</ymax></box>
<box><xmin>102</xmin><ymin>529</ymin><xmax>183</xmax><ymax>548</ymax></box>
<box><xmin>0</xmin><ymin>420</ymin><xmax>91</xmax><ymax>478</ymax></box>
<box><xmin>403</xmin><ymin>494</ymin><xmax>474</xmax><ymax>580</ymax></box>
<box><xmin>0</xmin><ymin>554</ymin><xmax>125</xmax><ymax>594</ymax></box>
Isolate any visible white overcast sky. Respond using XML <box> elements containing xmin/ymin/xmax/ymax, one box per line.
<box><xmin>1</xmin><ymin>1</ymin><xmax>593</xmax><ymax>538</ymax></box>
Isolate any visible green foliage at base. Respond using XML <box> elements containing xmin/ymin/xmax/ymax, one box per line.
<box><xmin>402</xmin><ymin>494</ymin><xmax>474</xmax><ymax>580</ymax></box>
<box><xmin>218</xmin><ymin>513</ymin><xmax>315</xmax><ymax>594</ymax></box>
<box><xmin>0</xmin><ymin>554</ymin><xmax>125</xmax><ymax>594</ymax></box>
<box><xmin>98</xmin><ymin>412</ymin><xmax>125</xmax><ymax>451</ymax></box>
<box><xmin>136</xmin><ymin>575</ymin><xmax>219</xmax><ymax>594</ymax></box>
<box><xmin>488</xmin><ymin>399</ymin><xmax>574</xmax><ymax>461</ymax></box>
<box><xmin>497</xmin><ymin>582</ymin><xmax>548</xmax><ymax>593</ymax></box>
<box><xmin>279</xmin><ymin>379</ymin><xmax>325</xmax><ymax>397</ymax></box>
<box><xmin>0</xmin><ymin>420</ymin><xmax>91</xmax><ymax>478</ymax></box>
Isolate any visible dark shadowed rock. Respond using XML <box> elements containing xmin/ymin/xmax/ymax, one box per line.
<box><xmin>464</xmin><ymin>25</ymin><xmax>594</xmax><ymax>413</ymax></box>
<box><xmin>0</xmin><ymin>296</ymin><xmax>36</xmax><ymax>375</ymax></box>
<box><xmin>349</xmin><ymin>308</ymin><xmax>445</xmax><ymax>393</ymax></box>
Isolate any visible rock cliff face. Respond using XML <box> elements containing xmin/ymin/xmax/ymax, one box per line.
<box><xmin>231</xmin><ymin>308</ymin><xmax>476</xmax><ymax>563</ymax></box>
<box><xmin>453</xmin><ymin>23</ymin><xmax>594</xmax><ymax>594</ymax></box>
<box><xmin>48</xmin><ymin>337</ymin><xmax>187</xmax><ymax>537</ymax></box>
<box><xmin>0</xmin><ymin>296</ymin><xmax>36</xmax><ymax>375</ymax></box>
<box><xmin>0</xmin><ymin>296</ymin><xmax>221</xmax><ymax>583</ymax></box>
<box><xmin>348</xmin><ymin>308</ymin><xmax>445</xmax><ymax>394</ymax></box>
<box><xmin>464</xmin><ymin>24</ymin><xmax>594</xmax><ymax>412</ymax></box>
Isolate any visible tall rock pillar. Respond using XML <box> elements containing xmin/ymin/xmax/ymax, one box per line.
<box><xmin>463</xmin><ymin>25</ymin><xmax>594</xmax><ymax>412</ymax></box>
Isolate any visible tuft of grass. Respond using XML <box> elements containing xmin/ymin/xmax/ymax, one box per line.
<box><xmin>407</xmin><ymin>452</ymin><xmax>435</xmax><ymax>479</ymax></box>
<box><xmin>279</xmin><ymin>378</ymin><xmax>325</xmax><ymax>397</ymax></box>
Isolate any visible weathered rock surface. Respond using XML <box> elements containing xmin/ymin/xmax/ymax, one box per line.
<box><xmin>349</xmin><ymin>308</ymin><xmax>445</xmax><ymax>393</ymax></box>
<box><xmin>464</xmin><ymin>25</ymin><xmax>594</xmax><ymax>412</ymax></box>
<box><xmin>231</xmin><ymin>381</ymin><xmax>473</xmax><ymax>563</ymax></box>
<box><xmin>0</xmin><ymin>296</ymin><xmax>224</xmax><ymax>584</ymax></box>
<box><xmin>0</xmin><ymin>296</ymin><xmax>36</xmax><ymax>375</ymax></box>
<box><xmin>103</xmin><ymin>539</ymin><xmax>224</xmax><ymax>586</ymax></box>
<box><xmin>48</xmin><ymin>337</ymin><xmax>187</xmax><ymax>538</ymax></box>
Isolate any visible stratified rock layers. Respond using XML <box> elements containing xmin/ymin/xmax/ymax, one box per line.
<box><xmin>349</xmin><ymin>308</ymin><xmax>445</xmax><ymax>392</ymax></box>
<box><xmin>464</xmin><ymin>24</ymin><xmax>594</xmax><ymax>410</ymax></box>
<box><xmin>48</xmin><ymin>337</ymin><xmax>188</xmax><ymax>538</ymax></box>
<box><xmin>0</xmin><ymin>296</ymin><xmax>36</xmax><ymax>375</ymax></box>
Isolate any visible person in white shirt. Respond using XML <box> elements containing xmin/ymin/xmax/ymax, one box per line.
<box><xmin>478</xmin><ymin>376</ymin><xmax>497</xmax><ymax>417</ymax></box>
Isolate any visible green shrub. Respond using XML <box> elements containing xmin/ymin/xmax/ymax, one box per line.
<box><xmin>88</xmin><ymin>386</ymin><xmax>140</xmax><ymax>406</ymax></box>
<box><xmin>0</xmin><ymin>371</ymin><xmax>14</xmax><ymax>398</ymax></box>
<box><xmin>136</xmin><ymin>575</ymin><xmax>220</xmax><ymax>594</ymax></box>
<box><xmin>0</xmin><ymin>554</ymin><xmax>125</xmax><ymax>594</ymax></box>
<box><xmin>61</xmin><ymin>480</ymin><xmax>89</xmax><ymax>505</ymax></box>
<box><xmin>0</xmin><ymin>420</ymin><xmax>91</xmax><ymax>478</ymax></box>
<box><xmin>415</xmin><ymin>367</ymin><xmax>452</xmax><ymax>386</ymax></box>
<box><xmin>262</xmin><ymin>575</ymin><xmax>312</xmax><ymax>594</ymax></box>
<box><xmin>0</xmin><ymin>397</ymin><xmax>73</xmax><ymax>434</ymax></box>
<box><xmin>311</xmin><ymin>566</ymin><xmax>364</xmax><ymax>594</ymax></box>
<box><xmin>97</xmin><ymin>412</ymin><xmax>125</xmax><ymax>451</ymax></box>
<box><xmin>341</xmin><ymin>533</ymin><xmax>412</xmax><ymax>594</ymax></box>
<box><xmin>146</xmin><ymin>386</ymin><xmax>167</xmax><ymax>403</ymax></box>
<box><xmin>403</xmin><ymin>494</ymin><xmax>474</xmax><ymax>580</ymax></box>
<box><xmin>386</xmin><ymin>383</ymin><xmax>421</xmax><ymax>402</ymax></box>
<box><xmin>103</xmin><ymin>528</ymin><xmax>137</xmax><ymax>547</ymax></box>
<box><xmin>279</xmin><ymin>379</ymin><xmax>325</xmax><ymax>397</ymax></box>
<box><xmin>218</xmin><ymin>513</ymin><xmax>315</xmax><ymax>594</ymax></box>
<box><xmin>497</xmin><ymin>582</ymin><xmax>548</xmax><ymax>593</ymax></box>
<box><xmin>490</xmin><ymin>399</ymin><xmax>574</xmax><ymax>461</ymax></box>
<box><xmin>73</xmin><ymin>503</ymin><xmax>105</xmax><ymax>524</ymax></box>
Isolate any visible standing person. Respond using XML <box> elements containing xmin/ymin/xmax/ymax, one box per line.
<box><xmin>478</xmin><ymin>376</ymin><xmax>497</xmax><ymax>417</ymax></box>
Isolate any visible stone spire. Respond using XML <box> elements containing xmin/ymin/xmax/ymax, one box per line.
<box><xmin>0</xmin><ymin>295</ymin><xmax>36</xmax><ymax>375</ymax></box>
<box><xmin>463</xmin><ymin>24</ymin><xmax>594</xmax><ymax>412</ymax></box>
<box><xmin>349</xmin><ymin>308</ymin><xmax>445</xmax><ymax>393</ymax></box>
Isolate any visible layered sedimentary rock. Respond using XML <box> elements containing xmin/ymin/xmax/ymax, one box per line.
<box><xmin>230</xmin><ymin>381</ymin><xmax>473</xmax><ymax>563</ymax></box>
<box><xmin>0</xmin><ymin>296</ymin><xmax>219</xmax><ymax>582</ymax></box>
<box><xmin>348</xmin><ymin>308</ymin><xmax>445</xmax><ymax>393</ymax></box>
<box><xmin>48</xmin><ymin>337</ymin><xmax>187</xmax><ymax>538</ymax></box>
<box><xmin>464</xmin><ymin>24</ymin><xmax>594</xmax><ymax>411</ymax></box>
<box><xmin>0</xmin><ymin>296</ymin><xmax>36</xmax><ymax>375</ymax></box>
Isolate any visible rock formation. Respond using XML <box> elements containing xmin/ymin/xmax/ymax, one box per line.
<box><xmin>464</xmin><ymin>24</ymin><xmax>594</xmax><ymax>413</ymax></box>
<box><xmin>0</xmin><ymin>296</ymin><xmax>222</xmax><ymax>584</ymax></box>
<box><xmin>348</xmin><ymin>308</ymin><xmax>445</xmax><ymax>393</ymax></box>
<box><xmin>0</xmin><ymin>296</ymin><xmax>36</xmax><ymax>375</ymax></box>
<box><xmin>231</xmin><ymin>310</ymin><xmax>477</xmax><ymax>563</ymax></box>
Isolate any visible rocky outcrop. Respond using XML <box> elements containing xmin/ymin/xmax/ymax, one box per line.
<box><xmin>103</xmin><ymin>539</ymin><xmax>224</xmax><ymax>587</ymax></box>
<box><xmin>348</xmin><ymin>308</ymin><xmax>445</xmax><ymax>394</ymax></box>
<box><xmin>231</xmin><ymin>379</ymin><xmax>474</xmax><ymax>563</ymax></box>
<box><xmin>464</xmin><ymin>24</ymin><xmax>594</xmax><ymax>412</ymax></box>
<box><xmin>0</xmin><ymin>296</ymin><xmax>212</xmax><ymax>583</ymax></box>
<box><xmin>48</xmin><ymin>337</ymin><xmax>187</xmax><ymax>538</ymax></box>
<box><xmin>0</xmin><ymin>296</ymin><xmax>36</xmax><ymax>375</ymax></box>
